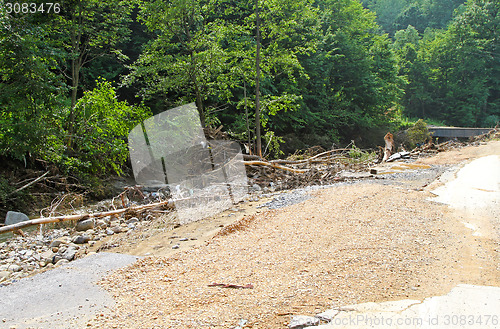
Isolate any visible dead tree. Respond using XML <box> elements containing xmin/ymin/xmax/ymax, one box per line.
<box><xmin>382</xmin><ymin>132</ymin><xmax>395</xmax><ymax>162</ymax></box>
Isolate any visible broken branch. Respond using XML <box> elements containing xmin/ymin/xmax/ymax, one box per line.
<box><xmin>243</xmin><ymin>160</ymin><xmax>309</xmax><ymax>173</ymax></box>
<box><xmin>0</xmin><ymin>199</ymin><xmax>175</xmax><ymax>235</ymax></box>
<box><xmin>8</xmin><ymin>171</ymin><xmax>50</xmax><ymax>196</ymax></box>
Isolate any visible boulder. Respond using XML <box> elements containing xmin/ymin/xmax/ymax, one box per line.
<box><xmin>126</xmin><ymin>217</ymin><xmax>139</xmax><ymax>224</ymax></box>
<box><xmin>0</xmin><ymin>270</ymin><xmax>10</xmax><ymax>280</ymax></box>
<box><xmin>56</xmin><ymin>259</ymin><xmax>69</xmax><ymax>266</ymax></box>
<box><xmin>5</xmin><ymin>211</ymin><xmax>29</xmax><ymax>226</ymax></box>
<box><xmin>49</xmin><ymin>237</ymin><xmax>70</xmax><ymax>248</ymax></box>
<box><xmin>61</xmin><ymin>246</ymin><xmax>77</xmax><ymax>261</ymax></box>
<box><xmin>72</xmin><ymin>235</ymin><xmax>90</xmax><ymax>244</ymax></box>
<box><xmin>7</xmin><ymin>264</ymin><xmax>22</xmax><ymax>272</ymax></box>
<box><xmin>75</xmin><ymin>219</ymin><xmax>94</xmax><ymax>231</ymax></box>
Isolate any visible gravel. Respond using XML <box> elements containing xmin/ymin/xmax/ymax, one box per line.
<box><xmin>90</xmin><ymin>178</ymin><xmax>499</xmax><ymax>328</ymax></box>
<box><xmin>258</xmin><ymin>163</ymin><xmax>448</xmax><ymax>210</ymax></box>
<box><xmin>259</xmin><ymin>191</ymin><xmax>313</xmax><ymax>209</ymax></box>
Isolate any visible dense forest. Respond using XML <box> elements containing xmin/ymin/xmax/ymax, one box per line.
<box><xmin>0</xmin><ymin>0</ymin><xmax>499</xmax><ymax>211</ymax></box>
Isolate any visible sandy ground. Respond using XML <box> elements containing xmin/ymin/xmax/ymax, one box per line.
<box><xmin>84</xmin><ymin>140</ymin><xmax>499</xmax><ymax>328</ymax></box>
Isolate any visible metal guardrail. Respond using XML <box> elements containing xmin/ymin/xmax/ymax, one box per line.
<box><xmin>427</xmin><ymin>126</ymin><xmax>492</xmax><ymax>138</ymax></box>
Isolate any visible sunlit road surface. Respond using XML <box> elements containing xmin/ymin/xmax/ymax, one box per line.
<box><xmin>431</xmin><ymin>155</ymin><xmax>500</xmax><ymax>238</ymax></box>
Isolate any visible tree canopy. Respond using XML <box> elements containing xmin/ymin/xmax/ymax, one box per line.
<box><xmin>0</xmin><ymin>0</ymin><xmax>498</xmax><ymax>180</ymax></box>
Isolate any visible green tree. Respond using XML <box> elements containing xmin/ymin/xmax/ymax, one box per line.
<box><xmin>421</xmin><ymin>0</ymin><xmax>499</xmax><ymax>126</ymax></box>
<box><xmin>54</xmin><ymin>0</ymin><xmax>134</xmax><ymax>144</ymax></box>
<box><xmin>287</xmin><ymin>0</ymin><xmax>403</xmax><ymax>145</ymax></box>
<box><xmin>53</xmin><ymin>80</ymin><xmax>151</xmax><ymax>176</ymax></box>
<box><xmin>0</xmin><ymin>5</ymin><xmax>66</xmax><ymax>160</ymax></box>
<box><xmin>127</xmin><ymin>0</ymin><xmax>317</xmax><ymax>155</ymax></box>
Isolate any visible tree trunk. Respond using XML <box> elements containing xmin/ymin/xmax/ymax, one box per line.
<box><xmin>244</xmin><ymin>81</ymin><xmax>252</xmax><ymax>154</ymax></box>
<box><xmin>382</xmin><ymin>132</ymin><xmax>395</xmax><ymax>162</ymax></box>
<box><xmin>194</xmin><ymin>79</ymin><xmax>206</xmax><ymax>128</ymax></box>
<box><xmin>66</xmin><ymin>27</ymin><xmax>81</xmax><ymax>148</ymax></box>
<box><xmin>254</xmin><ymin>0</ymin><xmax>262</xmax><ymax>157</ymax></box>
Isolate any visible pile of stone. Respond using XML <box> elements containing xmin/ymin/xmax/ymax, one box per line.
<box><xmin>0</xmin><ymin>213</ymin><xmax>150</xmax><ymax>286</ymax></box>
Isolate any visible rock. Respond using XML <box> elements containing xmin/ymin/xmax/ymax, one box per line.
<box><xmin>23</xmin><ymin>250</ymin><xmax>33</xmax><ymax>259</ymax></box>
<box><xmin>75</xmin><ymin>219</ymin><xmax>94</xmax><ymax>231</ymax></box>
<box><xmin>289</xmin><ymin>315</ymin><xmax>320</xmax><ymax>329</ymax></box>
<box><xmin>0</xmin><ymin>271</ymin><xmax>10</xmax><ymax>280</ymax></box>
<box><xmin>127</xmin><ymin>223</ymin><xmax>136</xmax><ymax>230</ymax></box>
<box><xmin>49</xmin><ymin>237</ymin><xmax>70</xmax><ymax>248</ymax></box>
<box><xmin>95</xmin><ymin>220</ymin><xmax>108</xmax><ymax>229</ymax></box>
<box><xmin>5</xmin><ymin>211</ymin><xmax>29</xmax><ymax>226</ymax></box>
<box><xmin>179</xmin><ymin>237</ymin><xmax>188</xmax><ymax>241</ymax></box>
<box><xmin>61</xmin><ymin>246</ymin><xmax>77</xmax><ymax>261</ymax></box>
<box><xmin>52</xmin><ymin>254</ymin><xmax>63</xmax><ymax>264</ymax></box>
<box><xmin>8</xmin><ymin>264</ymin><xmax>22</xmax><ymax>272</ymax></box>
<box><xmin>126</xmin><ymin>217</ymin><xmax>139</xmax><ymax>224</ymax></box>
<box><xmin>72</xmin><ymin>235</ymin><xmax>90</xmax><ymax>244</ymax></box>
<box><xmin>105</xmin><ymin>228</ymin><xmax>114</xmax><ymax>235</ymax></box>
<box><xmin>56</xmin><ymin>259</ymin><xmax>69</xmax><ymax>266</ymax></box>
<box><xmin>251</xmin><ymin>184</ymin><xmax>262</xmax><ymax>192</ymax></box>
<box><xmin>110</xmin><ymin>226</ymin><xmax>122</xmax><ymax>234</ymax></box>
<box><xmin>30</xmin><ymin>252</ymin><xmax>41</xmax><ymax>262</ymax></box>
<box><xmin>102</xmin><ymin>216</ymin><xmax>111</xmax><ymax>225</ymax></box>
<box><xmin>172</xmin><ymin>244</ymin><xmax>180</xmax><ymax>249</ymax></box>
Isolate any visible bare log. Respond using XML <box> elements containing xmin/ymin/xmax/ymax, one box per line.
<box><xmin>243</xmin><ymin>154</ymin><xmax>264</xmax><ymax>161</ymax></box>
<box><xmin>243</xmin><ymin>161</ymin><xmax>308</xmax><ymax>173</ymax></box>
<box><xmin>271</xmin><ymin>148</ymin><xmax>350</xmax><ymax>164</ymax></box>
<box><xmin>382</xmin><ymin>133</ymin><xmax>395</xmax><ymax>162</ymax></box>
<box><xmin>0</xmin><ymin>199</ymin><xmax>175</xmax><ymax>235</ymax></box>
<box><xmin>9</xmin><ymin>171</ymin><xmax>50</xmax><ymax>196</ymax></box>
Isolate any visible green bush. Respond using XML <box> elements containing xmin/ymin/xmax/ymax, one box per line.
<box><xmin>406</xmin><ymin>119</ymin><xmax>431</xmax><ymax>149</ymax></box>
<box><xmin>55</xmin><ymin>80</ymin><xmax>151</xmax><ymax>177</ymax></box>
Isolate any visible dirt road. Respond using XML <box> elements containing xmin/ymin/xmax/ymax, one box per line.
<box><xmin>88</xmin><ymin>141</ymin><xmax>499</xmax><ymax>328</ymax></box>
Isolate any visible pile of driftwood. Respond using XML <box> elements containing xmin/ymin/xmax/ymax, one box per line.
<box><xmin>244</xmin><ymin>145</ymin><xmax>376</xmax><ymax>190</ymax></box>
<box><xmin>469</xmin><ymin>126</ymin><xmax>500</xmax><ymax>142</ymax></box>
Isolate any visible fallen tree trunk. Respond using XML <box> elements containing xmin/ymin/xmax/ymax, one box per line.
<box><xmin>243</xmin><ymin>161</ymin><xmax>308</xmax><ymax>173</ymax></box>
<box><xmin>243</xmin><ymin>154</ymin><xmax>264</xmax><ymax>161</ymax></box>
<box><xmin>0</xmin><ymin>199</ymin><xmax>175</xmax><ymax>235</ymax></box>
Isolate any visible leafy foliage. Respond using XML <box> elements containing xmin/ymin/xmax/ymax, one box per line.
<box><xmin>53</xmin><ymin>80</ymin><xmax>151</xmax><ymax>176</ymax></box>
<box><xmin>0</xmin><ymin>4</ymin><xmax>66</xmax><ymax>160</ymax></box>
<box><xmin>362</xmin><ymin>0</ymin><xmax>467</xmax><ymax>36</ymax></box>
<box><xmin>406</xmin><ymin>119</ymin><xmax>431</xmax><ymax>148</ymax></box>
<box><xmin>393</xmin><ymin>0</ymin><xmax>499</xmax><ymax>127</ymax></box>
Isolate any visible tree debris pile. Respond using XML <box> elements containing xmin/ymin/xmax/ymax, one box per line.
<box><xmin>245</xmin><ymin>146</ymin><xmax>378</xmax><ymax>191</ymax></box>
<box><xmin>469</xmin><ymin>126</ymin><xmax>500</xmax><ymax>142</ymax></box>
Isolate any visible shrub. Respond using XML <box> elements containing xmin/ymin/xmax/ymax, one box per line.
<box><xmin>58</xmin><ymin>80</ymin><xmax>151</xmax><ymax>177</ymax></box>
<box><xmin>406</xmin><ymin>119</ymin><xmax>431</xmax><ymax>149</ymax></box>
